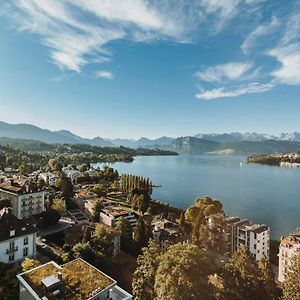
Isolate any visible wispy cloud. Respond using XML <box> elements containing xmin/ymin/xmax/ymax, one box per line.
<box><xmin>268</xmin><ymin>44</ymin><xmax>300</xmax><ymax>85</ymax></box>
<box><xmin>196</xmin><ymin>82</ymin><xmax>275</xmax><ymax>100</ymax></box>
<box><xmin>195</xmin><ymin>62</ymin><xmax>252</xmax><ymax>83</ymax></box>
<box><xmin>3</xmin><ymin>0</ymin><xmax>262</xmax><ymax>74</ymax></box>
<box><xmin>241</xmin><ymin>16</ymin><xmax>280</xmax><ymax>55</ymax></box>
<box><xmin>95</xmin><ymin>70</ymin><xmax>114</xmax><ymax>80</ymax></box>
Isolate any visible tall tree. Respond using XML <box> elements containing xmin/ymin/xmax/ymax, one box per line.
<box><xmin>283</xmin><ymin>250</ymin><xmax>300</xmax><ymax>300</ymax></box>
<box><xmin>132</xmin><ymin>239</ymin><xmax>162</xmax><ymax>300</ymax></box>
<box><xmin>154</xmin><ymin>243</ymin><xmax>214</xmax><ymax>300</ymax></box>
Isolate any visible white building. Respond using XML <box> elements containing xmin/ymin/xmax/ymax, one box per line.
<box><xmin>278</xmin><ymin>228</ymin><xmax>300</xmax><ymax>282</ymax></box>
<box><xmin>0</xmin><ymin>207</ymin><xmax>38</xmax><ymax>264</ymax></box>
<box><xmin>17</xmin><ymin>258</ymin><xmax>132</xmax><ymax>300</ymax></box>
<box><xmin>100</xmin><ymin>206</ymin><xmax>138</xmax><ymax>230</ymax></box>
<box><xmin>38</xmin><ymin>172</ymin><xmax>58</xmax><ymax>187</ymax></box>
<box><xmin>63</xmin><ymin>169</ymin><xmax>81</xmax><ymax>183</ymax></box>
<box><xmin>228</xmin><ymin>218</ymin><xmax>270</xmax><ymax>261</ymax></box>
<box><xmin>0</xmin><ymin>179</ymin><xmax>46</xmax><ymax>219</ymax></box>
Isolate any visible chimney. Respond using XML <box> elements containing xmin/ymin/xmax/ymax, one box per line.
<box><xmin>57</xmin><ymin>272</ymin><xmax>63</xmax><ymax>281</ymax></box>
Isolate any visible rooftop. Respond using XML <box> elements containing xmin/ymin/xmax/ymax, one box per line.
<box><xmin>19</xmin><ymin>259</ymin><xmax>115</xmax><ymax>300</ymax></box>
<box><xmin>0</xmin><ymin>207</ymin><xmax>38</xmax><ymax>242</ymax></box>
<box><xmin>101</xmin><ymin>206</ymin><xmax>134</xmax><ymax>217</ymax></box>
<box><xmin>0</xmin><ymin>179</ymin><xmax>42</xmax><ymax>194</ymax></box>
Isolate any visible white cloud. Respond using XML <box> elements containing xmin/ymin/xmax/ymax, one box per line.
<box><xmin>3</xmin><ymin>0</ymin><xmax>262</xmax><ymax>73</ymax></box>
<box><xmin>196</xmin><ymin>82</ymin><xmax>275</xmax><ymax>100</ymax></box>
<box><xmin>195</xmin><ymin>62</ymin><xmax>252</xmax><ymax>83</ymax></box>
<box><xmin>95</xmin><ymin>70</ymin><xmax>114</xmax><ymax>80</ymax></box>
<box><xmin>268</xmin><ymin>43</ymin><xmax>300</xmax><ymax>85</ymax></box>
<box><xmin>241</xmin><ymin>16</ymin><xmax>279</xmax><ymax>54</ymax></box>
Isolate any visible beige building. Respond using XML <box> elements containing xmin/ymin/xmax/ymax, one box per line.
<box><xmin>0</xmin><ymin>179</ymin><xmax>46</xmax><ymax>219</ymax></box>
<box><xmin>278</xmin><ymin>228</ymin><xmax>300</xmax><ymax>282</ymax></box>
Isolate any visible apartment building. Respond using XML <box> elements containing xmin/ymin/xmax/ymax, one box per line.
<box><xmin>227</xmin><ymin>217</ymin><xmax>270</xmax><ymax>261</ymax></box>
<box><xmin>38</xmin><ymin>172</ymin><xmax>59</xmax><ymax>187</ymax></box>
<box><xmin>278</xmin><ymin>228</ymin><xmax>300</xmax><ymax>282</ymax></box>
<box><xmin>100</xmin><ymin>206</ymin><xmax>138</xmax><ymax>230</ymax></box>
<box><xmin>0</xmin><ymin>207</ymin><xmax>38</xmax><ymax>264</ymax></box>
<box><xmin>0</xmin><ymin>179</ymin><xmax>46</xmax><ymax>219</ymax></box>
<box><xmin>17</xmin><ymin>258</ymin><xmax>132</xmax><ymax>300</ymax></box>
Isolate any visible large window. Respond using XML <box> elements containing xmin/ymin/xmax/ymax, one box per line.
<box><xmin>24</xmin><ymin>237</ymin><xmax>28</xmax><ymax>245</ymax></box>
<box><xmin>9</xmin><ymin>254</ymin><xmax>14</xmax><ymax>262</ymax></box>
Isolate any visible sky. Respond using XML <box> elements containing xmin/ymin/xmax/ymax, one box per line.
<box><xmin>0</xmin><ymin>0</ymin><xmax>300</xmax><ymax>139</ymax></box>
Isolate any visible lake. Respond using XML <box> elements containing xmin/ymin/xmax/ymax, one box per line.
<box><xmin>93</xmin><ymin>155</ymin><xmax>300</xmax><ymax>239</ymax></box>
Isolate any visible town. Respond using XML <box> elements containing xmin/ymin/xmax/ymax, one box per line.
<box><xmin>0</xmin><ymin>156</ymin><xmax>298</xmax><ymax>300</ymax></box>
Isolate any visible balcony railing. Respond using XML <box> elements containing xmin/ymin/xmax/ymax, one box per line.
<box><xmin>6</xmin><ymin>246</ymin><xmax>18</xmax><ymax>254</ymax></box>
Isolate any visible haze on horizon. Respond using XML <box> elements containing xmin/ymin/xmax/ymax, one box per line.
<box><xmin>0</xmin><ymin>1</ymin><xmax>300</xmax><ymax>139</ymax></box>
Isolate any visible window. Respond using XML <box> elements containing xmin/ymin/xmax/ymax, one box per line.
<box><xmin>9</xmin><ymin>230</ymin><xmax>15</xmax><ymax>237</ymax></box>
<box><xmin>23</xmin><ymin>248</ymin><xmax>28</xmax><ymax>257</ymax></box>
<box><xmin>24</xmin><ymin>237</ymin><xmax>28</xmax><ymax>245</ymax></box>
<box><xmin>9</xmin><ymin>241</ymin><xmax>15</xmax><ymax>250</ymax></box>
<box><xmin>9</xmin><ymin>255</ymin><xmax>14</xmax><ymax>262</ymax></box>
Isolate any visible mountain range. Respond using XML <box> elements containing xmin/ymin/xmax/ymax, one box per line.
<box><xmin>0</xmin><ymin>121</ymin><xmax>300</xmax><ymax>154</ymax></box>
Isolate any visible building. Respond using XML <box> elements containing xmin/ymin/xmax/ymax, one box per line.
<box><xmin>74</xmin><ymin>189</ymin><xmax>98</xmax><ymax>210</ymax></box>
<box><xmin>63</xmin><ymin>169</ymin><xmax>81</xmax><ymax>184</ymax></box>
<box><xmin>0</xmin><ymin>207</ymin><xmax>38</xmax><ymax>264</ymax></box>
<box><xmin>0</xmin><ymin>179</ymin><xmax>46</xmax><ymax>219</ymax></box>
<box><xmin>100</xmin><ymin>206</ymin><xmax>138</xmax><ymax>230</ymax></box>
<box><xmin>17</xmin><ymin>258</ymin><xmax>132</xmax><ymax>300</ymax></box>
<box><xmin>227</xmin><ymin>217</ymin><xmax>270</xmax><ymax>261</ymax></box>
<box><xmin>278</xmin><ymin>228</ymin><xmax>300</xmax><ymax>282</ymax></box>
<box><xmin>152</xmin><ymin>219</ymin><xmax>190</xmax><ymax>252</ymax></box>
<box><xmin>38</xmin><ymin>173</ymin><xmax>58</xmax><ymax>187</ymax></box>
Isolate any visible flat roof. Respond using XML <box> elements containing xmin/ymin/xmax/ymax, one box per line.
<box><xmin>19</xmin><ymin>259</ymin><xmax>115</xmax><ymax>300</ymax></box>
<box><xmin>101</xmin><ymin>206</ymin><xmax>133</xmax><ymax>217</ymax></box>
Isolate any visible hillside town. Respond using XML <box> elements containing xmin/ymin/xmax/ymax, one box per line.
<box><xmin>0</xmin><ymin>159</ymin><xmax>298</xmax><ymax>300</ymax></box>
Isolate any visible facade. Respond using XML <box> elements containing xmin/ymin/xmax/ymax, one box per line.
<box><xmin>0</xmin><ymin>207</ymin><xmax>38</xmax><ymax>264</ymax></box>
<box><xmin>74</xmin><ymin>189</ymin><xmax>98</xmax><ymax>210</ymax></box>
<box><xmin>63</xmin><ymin>169</ymin><xmax>81</xmax><ymax>184</ymax></box>
<box><xmin>227</xmin><ymin>217</ymin><xmax>270</xmax><ymax>261</ymax></box>
<box><xmin>0</xmin><ymin>179</ymin><xmax>46</xmax><ymax>219</ymax></box>
<box><xmin>100</xmin><ymin>206</ymin><xmax>138</xmax><ymax>230</ymax></box>
<box><xmin>38</xmin><ymin>173</ymin><xmax>58</xmax><ymax>187</ymax></box>
<box><xmin>278</xmin><ymin>228</ymin><xmax>300</xmax><ymax>282</ymax></box>
<box><xmin>152</xmin><ymin>219</ymin><xmax>190</xmax><ymax>252</ymax></box>
<box><xmin>17</xmin><ymin>258</ymin><xmax>132</xmax><ymax>300</ymax></box>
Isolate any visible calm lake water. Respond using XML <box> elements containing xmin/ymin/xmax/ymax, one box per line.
<box><xmin>94</xmin><ymin>155</ymin><xmax>300</xmax><ymax>239</ymax></box>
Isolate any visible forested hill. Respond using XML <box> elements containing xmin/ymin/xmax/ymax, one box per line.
<box><xmin>247</xmin><ymin>152</ymin><xmax>300</xmax><ymax>166</ymax></box>
<box><xmin>0</xmin><ymin>137</ymin><xmax>177</xmax><ymax>156</ymax></box>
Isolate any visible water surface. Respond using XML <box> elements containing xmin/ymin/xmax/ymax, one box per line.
<box><xmin>94</xmin><ymin>155</ymin><xmax>300</xmax><ymax>239</ymax></box>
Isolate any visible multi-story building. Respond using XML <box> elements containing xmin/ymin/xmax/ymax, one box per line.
<box><xmin>17</xmin><ymin>258</ymin><xmax>132</xmax><ymax>300</ymax></box>
<box><xmin>278</xmin><ymin>228</ymin><xmax>300</xmax><ymax>283</ymax></box>
<box><xmin>100</xmin><ymin>206</ymin><xmax>138</xmax><ymax>230</ymax></box>
<box><xmin>0</xmin><ymin>179</ymin><xmax>46</xmax><ymax>219</ymax></box>
<box><xmin>152</xmin><ymin>219</ymin><xmax>190</xmax><ymax>252</ymax></box>
<box><xmin>63</xmin><ymin>169</ymin><xmax>81</xmax><ymax>184</ymax></box>
<box><xmin>0</xmin><ymin>207</ymin><xmax>38</xmax><ymax>264</ymax></box>
<box><xmin>227</xmin><ymin>217</ymin><xmax>270</xmax><ymax>261</ymax></box>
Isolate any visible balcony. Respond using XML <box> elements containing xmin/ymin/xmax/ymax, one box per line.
<box><xmin>6</xmin><ymin>246</ymin><xmax>18</xmax><ymax>254</ymax></box>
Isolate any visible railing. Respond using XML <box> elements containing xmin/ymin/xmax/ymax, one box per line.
<box><xmin>6</xmin><ymin>246</ymin><xmax>18</xmax><ymax>254</ymax></box>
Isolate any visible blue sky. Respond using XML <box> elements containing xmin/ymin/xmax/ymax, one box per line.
<box><xmin>0</xmin><ymin>0</ymin><xmax>300</xmax><ymax>139</ymax></box>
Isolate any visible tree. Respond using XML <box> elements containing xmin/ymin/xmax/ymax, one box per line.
<box><xmin>258</xmin><ymin>257</ymin><xmax>279</xmax><ymax>299</ymax></box>
<box><xmin>283</xmin><ymin>250</ymin><xmax>300</xmax><ymax>300</ymax></box>
<box><xmin>40</xmin><ymin>209</ymin><xmax>60</xmax><ymax>228</ymax></box>
<box><xmin>79</xmin><ymin>164</ymin><xmax>88</xmax><ymax>173</ymax></box>
<box><xmin>51</xmin><ymin>199</ymin><xmax>66</xmax><ymax>216</ymax></box>
<box><xmin>133</xmin><ymin>239</ymin><xmax>162</xmax><ymax>300</ymax></box>
<box><xmin>220</xmin><ymin>247</ymin><xmax>264</xmax><ymax>300</ymax></box>
<box><xmin>115</xmin><ymin>217</ymin><xmax>133</xmax><ymax>240</ymax></box>
<box><xmin>57</xmin><ymin>175</ymin><xmax>74</xmax><ymax>200</ymax></box>
<box><xmin>21</xmin><ymin>258</ymin><xmax>41</xmax><ymax>272</ymax></box>
<box><xmin>48</xmin><ymin>158</ymin><xmax>58</xmax><ymax>171</ymax></box>
<box><xmin>92</xmin><ymin>199</ymin><xmax>103</xmax><ymax>222</ymax></box>
<box><xmin>134</xmin><ymin>217</ymin><xmax>148</xmax><ymax>250</ymax></box>
<box><xmin>154</xmin><ymin>243</ymin><xmax>214</xmax><ymax>300</ymax></box>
